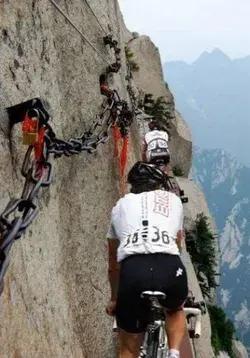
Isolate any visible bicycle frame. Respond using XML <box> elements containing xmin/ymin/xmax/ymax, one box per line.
<box><xmin>139</xmin><ymin>296</ymin><xmax>167</xmax><ymax>358</ymax></box>
<box><xmin>112</xmin><ymin>296</ymin><xmax>167</xmax><ymax>358</ymax></box>
<box><xmin>113</xmin><ymin>305</ymin><xmax>202</xmax><ymax>357</ymax></box>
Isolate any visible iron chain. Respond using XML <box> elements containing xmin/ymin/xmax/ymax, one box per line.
<box><xmin>0</xmin><ymin>87</ymin><xmax>134</xmax><ymax>295</ymax></box>
<box><xmin>103</xmin><ymin>35</ymin><xmax>122</xmax><ymax>74</ymax></box>
<box><xmin>0</xmin><ymin>144</ymin><xmax>52</xmax><ymax>294</ymax></box>
<box><xmin>45</xmin><ymin>89</ymin><xmax>133</xmax><ymax>158</ymax></box>
<box><xmin>125</xmin><ymin>61</ymin><xmax>148</xmax><ymax>118</ymax></box>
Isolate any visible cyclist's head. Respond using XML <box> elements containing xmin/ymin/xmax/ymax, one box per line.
<box><xmin>148</xmin><ymin>119</ymin><xmax>166</xmax><ymax>132</ymax></box>
<box><xmin>127</xmin><ymin>161</ymin><xmax>167</xmax><ymax>194</ymax></box>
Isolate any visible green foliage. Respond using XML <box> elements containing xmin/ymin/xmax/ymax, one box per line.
<box><xmin>144</xmin><ymin>93</ymin><xmax>155</xmax><ymax>105</ymax></box>
<box><xmin>125</xmin><ymin>47</ymin><xmax>140</xmax><ymax>72</ymax></box>
<box><xmin>131</xmin><ymin>31</ymin><xmax>139</xmax><ymax>38</ymax></box>
<box><xmin>125</xmin><ymin>47</ymin><xmax>133</xmax><ymax>59</ymax></box>
<box><xmin>208</xmin><ymin>304</ymin><xmax>236</xmax><ymax>357</ymax></box>
<box><xmin>172</xmin><ymin>165</ymin><xmax>184</xmax><ymax>177</ymax></box>
<box><xmin>143</xmin><ymin>93</ymin><xmax>172</xmax><ymax>130</ymax></box>
<box><xmin>129</xmin><ymin>61</ymin><xmax>140</xmax><ymax>72</ymax></box>
<box><xmin>186</xmin><ymin>213</ymin><xmax>218</xmax><ymax>299</ymax></box>
<box><xmin>165</xmin><ymin>82</ymin><xmax>170</xmax><ymax>91</ymax></box>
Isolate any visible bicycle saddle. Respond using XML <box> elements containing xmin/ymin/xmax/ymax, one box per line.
<box><xmin>141</xmin><ymin>291</ymin><xmax>166</xmax><ymax>300</ymax></box>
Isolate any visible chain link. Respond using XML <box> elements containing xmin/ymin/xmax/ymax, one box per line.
<box><xmin>125</xmin><ymin>61</ymin><xmax>151</xmax><ymax>120</ymax></box>
<box><xmin>103</xmin><ymin>35</ymin><xmax>122</xmax><ymax>74</ymax></box>
<box><xmin>0</xmin><ymin>144</ymin><xmax>52</xmax><ymax>294</ymax></box>
<box><xmin>0</xmin><ymin>86</ymin><xmax>134</xmax><ymax>295</ymax></box>
<box><xmin>48</xmin><ymin>1</ymin><xmax>121</xmax><ymax>72</ymax></box>
<box><xmin>45</xmin><ymin>88</ymin><xmax>133</xmax><ymax>158</ymax></box>
<box><xmin>125</xmin><ymin>61</ymin><xmax>137</xmax><ymax>111</ymax></box>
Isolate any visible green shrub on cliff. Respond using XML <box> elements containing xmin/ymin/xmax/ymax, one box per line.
<box><xmin>186</xmin><ymin>213</ymin><xmax>218</xmax><ymax>298</ymax></box>
<box><xmin>131</xmin><ymin>31</ymin><xmax>139</xmax><ymax>38</ymax></box>
<box><xmin>208</xmin><ymin>304</ymin><xmax>235</xmax><ymax>357</ymax></box>
<box><xmin>143</xmin><ymin>93</ymin><xmax>172</xmax><ymax>130</ymax></box>
<box><xmin>172</xmin><ymin>165</ymin><xmax>184</xmax><ymax>177</ymax></box>
<box><xmin>125</xmin><ymin>47</ymin><xmax>140</xmax><ymax>72</ymax></box>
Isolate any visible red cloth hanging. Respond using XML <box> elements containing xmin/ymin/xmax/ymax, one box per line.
<box><xmin>113</xmin><ymin>125</ymin><xmax>129</xmax><ymax>194</ymax></box>
<box><xmin>120</xmin><ymin>135</ymin><xmax>128</xmax><ymax>194</ymax></box>
<box><xmin>113</xmin><ymin>124</ymin><xmax>120</xmax><ymax>157</ymax></box>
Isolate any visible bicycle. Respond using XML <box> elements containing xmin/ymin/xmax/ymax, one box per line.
<box><xmin>139</xmin><ymin>291</ymin><xmax>168</xmax><ymax>358</ymax></box>
<box><xmin>113</xmin><ymin>290</ymin><xmax>205</xmax><ymax>358</ymax></box>
<box><xmin>152</xmin><ymin>159</ymin><xmax>189</xmax><ymax>204</ymax></box>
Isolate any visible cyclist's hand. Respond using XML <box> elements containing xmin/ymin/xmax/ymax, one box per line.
<box><xmin>106</xmin><ymin>299</ymin><xmax>116</xmax><ymax>316</ymax></box>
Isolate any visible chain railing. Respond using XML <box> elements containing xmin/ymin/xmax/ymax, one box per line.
<box><xmin>0</xmin><ymin>16</ymin><xmax>189</xmax><ymax>299</ymax></box>
<box><xmin>103</xmin><ymin>34</ymin><xmax>122</xmax><ymax>74</ymax></box>
<box><xmin>0</xmin><ymin>85</ymin><xmax>134</xmax><ymax>296</ymax></box>
<box><xmin>45</xmin><ymin>86</ymin><xmax>132</xmax><ymax>158</ymax></box>
<box><xmin>0</xmin><ymin>15</ymin><xmax>133</xmax><ymax>296</ymax></box>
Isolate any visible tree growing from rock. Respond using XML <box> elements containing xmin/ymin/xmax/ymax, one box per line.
<box><xmin>143</xmin><ymin>93</ymin><xmax>172</xmax><ymax>131</ymax></box>
<box><xmin>131</xmin><ymin>31</ymin><xmax>139</xmax><ymax>38</ymax></box>
<box><xmin>186</xmin><ymin>213</ymin><xmax>218</xmax><ymax>299</ymax></box>
<box><xmin>172</xmin><ymin>165</ymin><xmax>185</xmax><ymax>177</ymax></box>
<box><xmin>125</xmin><ymin>47</ymin><xmax>140</xmax><ymax>72</ymax></box>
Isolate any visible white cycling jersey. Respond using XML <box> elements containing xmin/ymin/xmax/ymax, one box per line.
<box><xmin>107</xmin><ymin>190</ymin><xmax>183</xmax><ymax>262</ymax></box>
<box><xmin>144</xmin><ymin>130</ymin><xmax>169</xmax><ymax>151</ymax></box>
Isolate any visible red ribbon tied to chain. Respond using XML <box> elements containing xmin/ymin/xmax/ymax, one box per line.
<box><xmin>113</xmin><ymin>124</ymin><xmax>129</xmax><ymax>194</ymax></box>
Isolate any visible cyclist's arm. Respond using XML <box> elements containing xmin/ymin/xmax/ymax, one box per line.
<box><xmin>176</xmin><ymin>230</ymin><xmax>183</xmax><ymax>253</ymax></box>
<box><xmin>176</xmin><ymin>200</ymin><xmax>184</xmax><ymax>253</ymax></box>
<box><xmin>107</xmin><ymin>238</ymin><xmax>120</xmax><ymax>300</ymax></box>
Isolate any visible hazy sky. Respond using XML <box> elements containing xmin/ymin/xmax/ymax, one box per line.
<box><xmin>118</xmin><ymin>0</ymin><xmax>250</xmax><ymax>63</ymax></box>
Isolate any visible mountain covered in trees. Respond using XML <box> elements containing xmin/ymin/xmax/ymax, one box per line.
<box><xmin>192</xmin><ymin>146</ymin><xmax>250</xmax><ymax>348</ymax></box>
<box><xmin>163</xmin><ymin>49</ymin><xmax>250</xmax><ymax>166</ymax></box>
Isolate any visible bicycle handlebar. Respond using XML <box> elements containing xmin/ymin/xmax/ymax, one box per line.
<box><xmin>184</xmin><ymin>307</ymin><xmax>202</xmax><ymax>338</ymax></box>
<box><xmin>135</xmin><ymin>108</ymin><xmax>153</xmax><ymax>120</ymax></box>
<box><xmin>112</xmin><ymin>306</ymin><xmax>202</xmax><ymax>337</ymax></box>
<box><xmin>113</xmin><ymin>318</ymin><xmax>118</xmax><ymax>332</ymax></box>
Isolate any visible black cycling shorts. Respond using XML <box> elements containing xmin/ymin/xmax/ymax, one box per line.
<box><xmin>148</xmin><ymin>148</ymin><xmax>170</xmax><ymax>165</ymax></box>
<box><xmin>116</xmin><ymin>253</ymin><xmax>188</xmax><ymax>333</ymax></box>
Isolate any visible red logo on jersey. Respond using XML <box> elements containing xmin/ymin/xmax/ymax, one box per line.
<box><xmin>153</xmin><ymin>192</ymin><xmax>169</xmax><ymax>217</ymax></box>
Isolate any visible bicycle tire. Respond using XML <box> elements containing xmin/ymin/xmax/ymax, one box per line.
<box><xmin>158</xmin><ymin>325</ymin><xmax>168</xmax><ymax>358</ymax></box>
<box><xmin>146</xmin><ymin>330</ymin><xmax>159</xmax><ymax>358</ymax></box>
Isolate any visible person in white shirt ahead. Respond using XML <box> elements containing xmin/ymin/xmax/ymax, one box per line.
<box><xmin>106</xmin><ymin>162</ymin><xmax>188</xmax><ymax>358</ymax></box>
<box><xmin>142</xmin><ymin>119</ymin><xmax>170</xmax><ymax>174</ymax></box>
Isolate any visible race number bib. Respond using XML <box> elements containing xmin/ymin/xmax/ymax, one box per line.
<box><xmin>148</xmin><ymin>139</ymin><xmax>168</xmax><ymax>151</ymax></box>
<box><xmin>157</xmin><ymin>139</ymin><xmax>168</xmax><ymax>148</ymax></box>
<box><xmin>124</xmin><ymin>226</ymin><xmax>171</xmax><ymax>248</ymax></box>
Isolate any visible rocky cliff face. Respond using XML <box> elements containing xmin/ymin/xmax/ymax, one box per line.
<box><xmin>0</xmin><ymin>1</ymin><xmax>134</xmax><ymax>357</ymax></box>
<box><xmin>178</xmin><ymin>177</ymin><xmax>217</xmax><ymax>358</ymax></box>
<box><xmin>0</xmin><ymin>1</ymin><xmax>215</xmax><ymax>357</ymax></box>
<box><xmin>232</xmin><ymin>340</ymin><xmax>249</xmax><ymax>358</ymax></box>
<box><xmin>128</xmin><ymin>35</ymin><xmax>192</xmax><ymax>178</ymax></box>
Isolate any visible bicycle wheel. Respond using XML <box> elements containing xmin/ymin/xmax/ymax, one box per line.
<box><xmin>158</xmin><ymin>325</ymin><xmax>168</xmax><ymax>358</ymax></box>
<box><xmin>146</xmin><ymin>330</ymin><xmax>159</xmax><ymax>358</ymax></box>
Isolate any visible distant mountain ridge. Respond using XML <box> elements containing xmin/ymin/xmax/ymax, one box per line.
<box><xmin>163</xmin><ymin>49</ymin><xmax>250</xmax><ymax>166</ymax></box>
<box><xmin>192</xmin><ymin>146</ymin><xmax>250</xmax><ymax>347</ymax></box>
